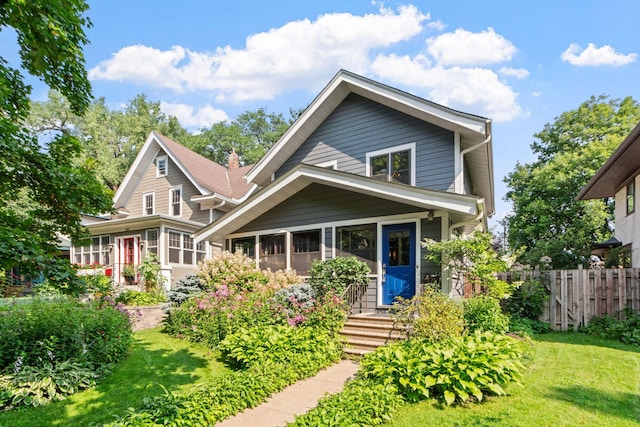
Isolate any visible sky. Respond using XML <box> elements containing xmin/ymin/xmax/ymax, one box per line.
<box><xmin>4</xmin><ymin>1</ymin><xmax>640</xmax><ymax>229</ymax></box>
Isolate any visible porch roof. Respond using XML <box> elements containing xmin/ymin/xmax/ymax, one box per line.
<box><xmin>85</xmin><ymin>214</ymin><xmax>204</xmax><ymax>235</ymax></box>
<box><xmin>195</xmin><ymin>164</ymin><xmax>484</xmax><ymax>243</ymax></box>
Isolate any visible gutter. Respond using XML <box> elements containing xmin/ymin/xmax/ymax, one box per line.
<box><xmin>448</xmin><ymin>198</ymin><xmax>486</xmax><ymax>237</ymax></box>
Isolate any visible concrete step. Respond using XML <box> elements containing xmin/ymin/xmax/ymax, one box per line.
<box><xmin>340</xmin><ymin>313</ymin><xmax>408</xmax><ymax>356</ymax></box>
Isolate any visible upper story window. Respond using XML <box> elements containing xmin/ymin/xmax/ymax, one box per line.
<box><xmin>627</xmin><ymin>180</ymin><xmax>635</xmax><ymax>215</ymax></box>
<box><xmin>365</xmin><ymin>143</ymin><xmax>415</xmax><ymax>185</ymax></box>
<box><xmin>143</xmin><ymin>192</ymin><xmax>154</xmax><ymax>215</ymax></box>
<box><xmin>156</xmin><ymin>156</ymin><xmax>168</xmax><ymax>177</ymax></box>
<box><xmin>170</xmin><ymin>187</ymin><xmax>181</xmax><ymax>216</ymax></box>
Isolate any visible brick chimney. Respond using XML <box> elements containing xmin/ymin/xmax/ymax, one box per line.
<box><xmin>228</xmin><ymin>149</ymin><xmax>239</xmax><ymax>169</ymax></box>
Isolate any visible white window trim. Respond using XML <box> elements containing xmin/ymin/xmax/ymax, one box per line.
<box><xmin>156</xmin><ymin>156</ymin><xmax>168</xmax><ymax>178</ymax></box>
<box><xmin>316</xmin><ymin>160</ymin><xmax>338</xmax><ymax>170</ymax></box>
<box><xmin>169</xmin><ymin>185</ymin><xmax>182</xmax><ymax>217</ymax></box>
<box><xmin>365</xmin><ymin>142</ymin><xmax>416</xmax><ymax>186</ymax></box>
<box><xmin>143</xmin><ymin>192</ymin><xmax>155</xmax><ymax>216</ymax></box>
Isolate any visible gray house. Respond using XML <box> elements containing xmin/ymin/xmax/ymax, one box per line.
<box><xmin>195</xmin><ymin>70</ymin><xmax>494</xmax><ymax>308</ymax></box>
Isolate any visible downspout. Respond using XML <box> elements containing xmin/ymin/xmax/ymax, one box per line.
<box><xmin>209</xmin><ymin>200</ymin><xmax>226</xmax><ymax>223</ymax></box>
<box><xmin>448</xmin><ymin>199</ymin><xmax>486</xmax><ymax>237</ymax></box>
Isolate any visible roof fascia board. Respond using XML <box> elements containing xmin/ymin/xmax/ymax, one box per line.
<box><xmin>113</xmin><ymin>132</ymin><xmax>158</xmax><ymax>205</ymax></box>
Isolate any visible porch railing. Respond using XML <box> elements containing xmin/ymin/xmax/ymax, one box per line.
<box><xmin>342</xmin><ymin>282</ymin><xmax>369</xmax><ymax>314</ymax></box>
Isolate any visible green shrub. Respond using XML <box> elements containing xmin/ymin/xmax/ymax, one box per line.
<box><xmin>219</xmin><ymin>325</ymin><xmax>342</xmax><ymax>371</ymax></box>
<box><xmin>166</xmin><ymin>273</ymin><xmax>205</xmax><ymax>306</ymax></box>
<box><xmin>580</xmin><ymin>308</ymin><xmax>640</xmax><ymax>346</ymax></box>
<box><xmin>508</xmin><ymin>315</ymin><xmax>551</xmax><ymax>336</ymax></box>
<box><xmin>308</xmin><ymin>256</ymin><xmax>370</xmax><ymax>297</ymax></box>
<box><xmin>464</xmin><ymin>295</ymin><xmax>509</xmax><ymax>334</ymax></box>
<box><xmin>393</xmin><ymin>287</ymin><xmax>464</xmax><ymax>342</ymax></box>
<box><xmin>138</xmin><ymin>253</ymin><xmax>166</xmax><ymax>292</ymax></box>
<box><xmin>502</xmin><ymin>279</ymin><xmax>548</xmax><ymax>320</ymax></box>
<box><xmin>84</xmin><ymin>272</ymin><xmax>114</xmax><ymax>298</ymax></box>
<box><xmin>360</xmin><ymin>331</ymin><xmax>527</xmax><ymax>405</ymax></box>
<box><xmin>115</xmin><ymin>290</ymin><xmax>167</xmax><ymax>306</ymax></box>
<box><xmin>0</xmin><ymin>359</ymin><xmax>97</xmax><ymax>409</ymax></box>
<box><xmin>0</xmin><ymin>298</ymin><xmax>132</xmax><ymax>372</ymax></box>
<box><xmin>291</xmin><ymin>378</ymin><xmax>403</xmax><ymax>426</ymax></box>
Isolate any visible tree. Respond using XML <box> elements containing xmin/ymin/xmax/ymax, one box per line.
<box><xmin>186</xmin><ymin>107</ymin><xmax>294</xmax><ymax>165</ymax></box>
<box><xmin>0</xmin><ymin>0</ymin><xmax>113</xmax><ymax>293</ymax></box>
<box><xmin>504</xmin><ymin>95</ymin><xmax>640</xmax><ymax>268</ymax></box>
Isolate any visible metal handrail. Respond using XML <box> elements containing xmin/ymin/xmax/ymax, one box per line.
<box><xmin>341</xmin><ymin>282</ymin><xmax>369</xmax><ymax>314</ymax></box>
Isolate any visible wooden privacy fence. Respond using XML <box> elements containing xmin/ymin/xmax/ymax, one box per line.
<box><xmin>499</xmin><ymin>267</ymin><xmax>640</xmax><ymax>331</ymax></box>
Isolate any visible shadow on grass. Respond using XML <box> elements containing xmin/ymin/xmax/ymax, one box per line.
<box><xmin>533</xmin><ymin>331</ymin><xmax>640</xmax><ymax>353</ymax></box>
<box><xmin>0</xmin><ymin>332</ymin><xmax>216</xmax><ymax>427</ymax></box>
<box><xmin>548</xmin><ymin>385</ymin><xmax>640</xmax><ymax>424</ymax></box>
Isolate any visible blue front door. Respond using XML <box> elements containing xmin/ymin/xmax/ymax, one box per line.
<box><xmin>382</xmin><ymin>223</ymin><xmax>416</xmax><ymax>305</ymax></box>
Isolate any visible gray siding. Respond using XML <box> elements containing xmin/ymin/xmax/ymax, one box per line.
<box><xmin>236</xmin><ymin>183</ymin><xmax>424</xmax><ymax>233</ymax></box>
<box><xmin>125</xmin><ymin>149</ymin><xmax>209</xmax><ymax>224</ymax></box>
<box><xmin>324</xmin><ymin>227</ymin><xmax>332</xmax><ymax>259</ymax></box>
<box><xmin>277</xmin><ymin>93</ymin><xmax>455</xmax><ymax>191</ymax></box>
<box><xmin>420</xmin><ymin>218</ymin><xmax>442</xmax><ymax>282</ymax></box>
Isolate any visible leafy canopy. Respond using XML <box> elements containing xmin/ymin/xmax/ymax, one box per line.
<box><xmin>504</xmin><ymin>95</ymin><xmax>640</xmax><ymax>268</ymax></box>
<box><xmin>0</xmin><ymin>0</ymin><xmax>113</xmax><ymax>292</ymax></box>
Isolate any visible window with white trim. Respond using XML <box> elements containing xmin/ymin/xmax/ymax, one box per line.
<box><xmin>168</xmin><ymin>231</ymin><xmax>181</xmax><ymax>264</ymax></box>
<box><xmin>168</xmin><ymin>230</ymin><xmax>201</xmax><ymax>265</ymax></box>
<box><xmin>146</xmin><ymin>229</ymin><xmax>158</xmax><ymax>255</ymax></box>
<box><xmin>232</xmin><ymin>236</ymin><xmax>256</xmax><ymax>257</ymax></box>
<box><xmin>170</xmin><ymin>187</ymin><xmax>181</xmax><ymax>216</ymax></box>
<box><xmin>143</xmin><ymin>192</ymin><xmax>154</xmax><ymax>215</ymax></box>
<box><xmin>73</xmin><ymin>235</ymin><xmax>110</xmax><ymax>267</ymax></box>
<box><xmin>196</xmin><ymin>241</ymin><xmax>206</xmax><ymax>263</ymax></box>
<box><xmin>183</xmin><ymin>234</ymin><xmax>194</xmax><ymax>265</ymax></box>
<box><xmin>627</xmin><ymin>181</ymin><xmax>635</xmax><ymax>215</ymax></box>
<box><xmin>291</xmin><ymin>230</ymin><xmax>321</xmax><ymax>275</ymax></box>
<box><xmin>156</xmin><ymin>156</ymin><xmax>167</xmax><ymax>177</ymax></box>
<box><xmin>336</xmin><ymin>224</ymin><xmax>377</xmax><ymax>273</ymax></box>
<box><xmin>366</xmin><ymin>143</ymin><xmax>415</xmax><ymax>185</ymax></box>
<box><xmin>260</xmin><ymin>234</ymin><xmax>285</xmax><ymax>271</ymax></box>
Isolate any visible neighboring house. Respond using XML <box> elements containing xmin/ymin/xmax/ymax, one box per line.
<box><xmin>195</xmin><ymin>70</ymin><xmax>494</xmax><ymax>307</ymax></box>
<box><xmin>577</xmin><ymin>120</ymin><xmax>640</xmax><ymax>267</ymax></box>
<box><xmin>72</xmin><ymin>131</ymin><xmax>255</xmax><ymax>286</ymax></box>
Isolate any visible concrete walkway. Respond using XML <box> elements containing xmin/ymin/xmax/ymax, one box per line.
<box><xmin>216</xmin><ymin>359</ymin><xmax>359</xmax><ymax>427</ymax></box>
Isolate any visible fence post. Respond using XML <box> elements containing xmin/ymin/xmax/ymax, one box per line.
<box><xmin>549</xmin><ymin>270</ymin><xmax>557</xmax><ymax>330</ymax></box>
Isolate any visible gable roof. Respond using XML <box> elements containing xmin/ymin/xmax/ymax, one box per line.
<box><xmin>114</xmin><ymin>131</ymin><xmax>255</xmax><ymax>209</ymax></box>
<box><xmin>245</xmin><ymin>69</ymin><xmax>494</xmax><ymax>215</ymax></box>
<box><xmin>578</xmin><ymin>120</ymin><xmax>640</xmax><ymax>200</ymax></box>
<box><xmin>195</xmin><ymin>164</ymin><xmax>483</xmax><ymax>243</ymax></box>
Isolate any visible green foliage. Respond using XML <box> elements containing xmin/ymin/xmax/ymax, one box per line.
<box><xmin>580</xmin><ymin>308</ymin><xmax>640</xmax><ymax>346</ymax></box>
<box><xmin>166</xmin><ymin>273</ymin><xmax>205</xmax><ymax>306</ymax></box>
<box><xmin>0</xmin><ymin>298</ymin><xmax>132</xmax><ymax>372</ymax></box>
<box><xmin>0</xmin><ymin>359</ymin><xmax>96</xmax><ymax>410</ymax></box>
<box><xmin>308</xmin><ymin>256</ymin><xmax>371</xmax><ymax>297</ymax></box>
<box><xmin>0</xmin><ymin>2</ymin><xmax>114</xmax><ymax>292</ymax></box>
<box><xmin>269</xmin><ymin>284</ymin><xmax>348</xmax><ymax>331</ymax></box>
<box><xmin>115</xmin><ymin>290</ymin><xmax>166</xmax><ymax>307</ymax></box>
<box><xmin>505</xmin><ymin>95</ymin><xmax>640</xmax><ymax>268</ymax></box>
<box><xmin>508</xmin><ymin>315</ymin><xmax>551</xmax><ymax>336</ymax></box>
<box><xmin>291</xmin><ymin>378</ymin><xmax>403</xmax><ymax>426</ymax></box>
<box><xmin>393</xmin><ymin>287</ymin><xmax>464</xmax><ymax>342</ymax></box>
<box><xmin>463</xmin><ymin>295</ymin><xmax>509</xmax><ymax>334</ymax></box>
<box><xmin>219</xmin><ymin>325</ymin><xmax>342</xmax><ymax>371</ymax></box>
<box><xmin>84</xmin><ymin>272</ymin><xmax>114</xmax><ymax>298</ymax></box>
<box><xmin>502</xmin><ymin>279</ymin><xmax>549</xmax><ymax>320</ymax></box>
<box><xmin>423</xmin><ymin>232</ymin><xmax>514</xmax><ymax>298</ymax></box>
<box><xmin>360</xmin><ymin>332</ymin><xmax>527</xmax><ymax>405</ymax></box>
<box><xmin>138</xmin><ymin>253</ymin><xmax>165</xmax><ymax>292</ymax></box>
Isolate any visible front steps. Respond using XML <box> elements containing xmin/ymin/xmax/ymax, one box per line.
<box><xmin>340</xmin><ymin>313</ymin><xmax>407</xmax><ymax>356</ymax></box>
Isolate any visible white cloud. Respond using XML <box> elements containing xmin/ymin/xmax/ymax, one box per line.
<box><xmin>426</xmin><ymin>27</ymin><xmax>516</xmax><ymax>66</ymax></box>
<box><xmin>372</xmin><ymin>54</ymin><xmax>522</xmax><ymax>122</ymax></box>
<box><xmin>499</xmin><ymin>67</ymin><xmax>529</xmax><ymax>79</ymax></box>
<box><xmin>89</xmin><ymin>5</ymin><xmax>428</xmax><ymax>101</ymax></box>
<box><xmin>561</xmin><ymin>43</ymin><xmax>637</xmax><ymax>67</ymax></box>
<box><xmin>160</xmin><ymin>102</ymin><xmax>228</xmax><ymax>128</ymax></box>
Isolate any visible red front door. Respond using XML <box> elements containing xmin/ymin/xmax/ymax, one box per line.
<box><xmin>123</xmin><ymin>238</ymin><xmax>135</xmax><ymax>265</ymax></box>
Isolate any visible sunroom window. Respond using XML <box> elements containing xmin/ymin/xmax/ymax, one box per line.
<box><xmin>336</xmin><ymin>224</ymin><xmax>376</xmax><ymax>273</ymax></box>
<box><xmin>291</xmin><ymin>230</ymin><xmax>321</xmax><ymax>275</ymax></box>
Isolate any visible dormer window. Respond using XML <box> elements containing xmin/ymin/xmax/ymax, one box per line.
<box><xmin>156</xmin><ymin>156</ymin><xmax>167</xmax><ymax>177</ymax></box>
<box><xmin>366</xmin><ymin>143</ymin><xmax>415</xmax><ymax>185</ymax></box>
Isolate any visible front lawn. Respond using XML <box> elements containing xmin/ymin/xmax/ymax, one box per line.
<box><xmin>0</xmin><ymin>328</ymin><xmax>228</xmax><ymax>427</ymax></box>
<box><xmin>389</xmin><ymin>332</ymin><xmax>640</xmax><ymax>427</ymax></box>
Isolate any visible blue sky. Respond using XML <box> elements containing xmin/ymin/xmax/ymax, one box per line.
<box><xmin>5</xmin><ymin>1</ymin><xmax>640</xmax><ymax>228</ymax></box>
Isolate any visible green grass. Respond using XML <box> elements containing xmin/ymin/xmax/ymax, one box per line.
<box><xmin>389</xmin><ymin>332</ymin><xmax>640</xmax><ymax>427</ymax></box>
<box><xmin>0</xmin><ymin>328</ymin><xmax>228</xmax><ymax>427</ymax></box>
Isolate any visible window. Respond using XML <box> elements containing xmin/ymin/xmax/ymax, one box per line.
<box><xmin>146</xmin><ymin>229</ymin><xmax>158</xmax><ymax>255</ymax></box>
<box><xmin>291</xmin><ymin>230</ymin><xmax>321</xmax><ymax>275</ymax></box>
<box><xmin>627</xmin><ymin>181</ymin><xmax>636</xmax><ymax>215</ymax></box>
<box><xmin>168</xmin><ymin>231</ymin><xmax>181</xmax><ymax>264</ymax></box>
<box><xmin>143</xmin><ymin>192</ymin><xmax>154</xmax><ymax>215</ymax></box>
<box><xmin>260</xmin><ymin>234</ymin><xmax>285</xmax><ymax>271</ymax></box>
<box><xmin>336</xmin><ymin>224</ymin><xmax>376</xmax><ymax>272</ymax></box>
<box><xmin>170</xmin><ymin>187</ymin><xmax>181</xmax><ymax>216</ymax></box>
<box><xmin>183</xmin><ymin>234</ymin><xmax>194</xmax><ymax>265</ymax></box>
<box><xmin>366</xmin><ymin>143</ymin><xmax>415</xmax><ymax>185</ymax></box>
<box><xmin>232</xmin><ymin>236</ymin><xmax>256</xmax><ymax>257</ymax></box>
<box><xmin>73</xmin><ymin>235</ymin><xmax>110</xmax><ymax>267</ymax></box>
<box><xmin>196</xmin><ymin>241</ymin><xmax>206</xmax><ymax>264</ymax></box>
<box><xmin>156</xmin><ymin>156</ymin><xmax>167</xmax><ymax>177</ymax></box>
